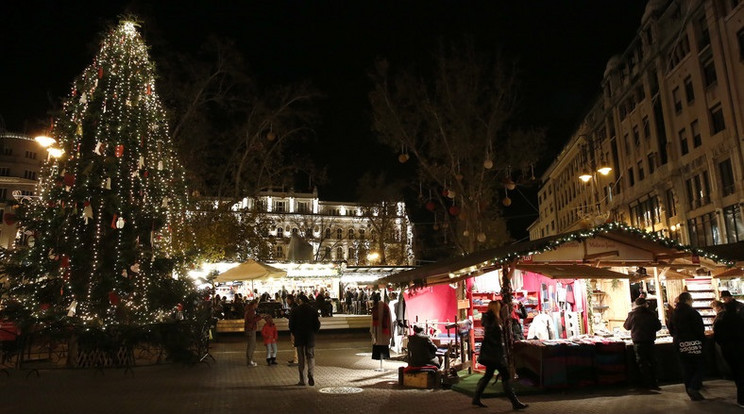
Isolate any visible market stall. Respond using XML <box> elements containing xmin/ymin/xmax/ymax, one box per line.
<box><xmin>381</xmin><ymin>223</ymin><xmax>736</xmax><ymax>387</ymax></box>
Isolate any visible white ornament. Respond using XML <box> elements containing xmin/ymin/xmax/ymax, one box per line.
<box><xmin>116</xmin><ymin>216</ymin><xmax>125</xmax><ymax>229</ymax></box>
<box><xmin>94</xmin><ymin>141</ymin><xmax>104</xmax><ymax>155</ymax></box>
<box><xmin>82</xmin><ymin>204</ymin><xmax>94</xmax><ymax>224</ymax></box>
<box><xmin>138</xmin><ymin>156</ymin><xmax>145</xmax><ymax>169</ymax></box>
<box><xmin>80</xmin><ymin>92</ymin><xmax>87</xmax><ymax>104</ymax></box>
<box><xmin>105</xmin><ymin>177</ymin><xmax>111</xmax><ymax>190</ymax></box>
<box><xmin>161</xmin><ymin>197</ymin><xmax>170</xmax><ymax>207</ymax></box>
<box><xmin>67</xmin><ymin>300</ymin><xmax>78</xmax><ymax>317</ymax></box>
<box><xmin>157</xmin><ymin>160</ymin><xmax>163</xmax><ymax>171</ymax></box>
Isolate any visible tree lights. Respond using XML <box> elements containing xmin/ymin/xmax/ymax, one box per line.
<box><xmin>6</xmin><ymin>19</ymin><xmax>193</xmax><ymax>328</ymax></box>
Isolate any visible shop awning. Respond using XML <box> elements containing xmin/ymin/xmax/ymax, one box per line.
<box><xmin>712</xmin><ymin>267</ymin><xmax>744</xmax><ymax>279</ymax></box>
<box><xmin>213</xmin><ymin>259</ymin><xmax>287</xmax><ymax>282</ymax></box>
<box><xmin>515</xmin><ymin>264</ymin><xmax>630</xmax><ymax>280</ymax></box>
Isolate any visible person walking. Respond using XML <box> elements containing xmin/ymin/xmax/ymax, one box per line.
<box><xmin>285</xmin><ymin>294</ymin><xmax>299</xmax><ymax>366</ymax></box>
<box><xmin>289</xmin><ymin>294</ymin><xmax>321</xmax><ymax>386</ymax></box>
<box><xmin>713</xmin><ymin>300</ymin><xmax>744</xmax><ymax>408</ymax></box>
<box><xmin>472</xmin><ymin>300</ymin><xmax>528</xmax><ymax>410</ymax></box>
<box><xmin>623</xmin><ymin>297</ymin><xmax>662</xmax><ymax>390</ymax></box>
<box><xmin>262</xmin><ymin>315</ymin><xmax>279</xmax><ymax>365</ymax></box>
<box><xmin>244</xmin><ymin>299</ymin><xmax>263</xmax><ymax>367</ymax></box>
<box><xmin>669</xmin><ymin>292</ymin><xmax>706</xmax><ymax>401</ymax></box>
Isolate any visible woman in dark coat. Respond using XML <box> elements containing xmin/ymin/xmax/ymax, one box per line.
<box><xmin>713</xmin><ymin>301</ymin><xmax>744</xmax><ymax>407</ymax></box>
<box><xmin>472</xmin><ymin>300</ymin><xmax>528</xmax><ymax>410</ymax></box>
<box><xmin>669</xmin><ymin>291</ymin><xmax>706</xmax><ymax>401</ymax></box>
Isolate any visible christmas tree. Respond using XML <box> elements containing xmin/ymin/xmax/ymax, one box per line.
<box><xmin>6</xmin><ymin>20</ymin><xmax>193</xmax><ymax>328</ymax></box>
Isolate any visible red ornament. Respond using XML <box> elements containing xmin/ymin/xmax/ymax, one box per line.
<box><xmin>98</xmin><ymin>67</ymin><xmax>103</xmax><ymax>79</ymax></box>
<box><xmin>63</xmin><ymin>173</ymin><xmax>75</xmax><ymax>187</ymax></box>
<box><xmin>442</xmin><ymin>189</ymin><xmax>449</xmax><ymax>197</ymax></box>
<box><xmin>425</xmin><ymin>201</ymin><xmax>436</xmax><ymax>212</ymax></box>
<box><xmin>146</xmin><ymin>84</ymin><xmax>151</xmax><ymax>95</ymax></box>
<box><xmin>60</xmin><ymin>255</ymin><xmax>70</xmax><ymax>268</ymax></box>
<box><xmin>115</xmin><ymin>144</ymin><xmax>125</xmax><ymax>158</ymax></box>
<box><xmin>3</xmin><ymin>213</ymin><xmax>16</xmax><ymax>225</ymax></box>
<box><xmin>40</xmin><ymin>303</ymin><xmax>51</xmax><ymax>311</ymax></box>
<box><xmin>448</xmin><ymin>206</ymin><xmax>460</xmax><ymax>216</ymax></box>
<box><xmin>108</xmin><ymin>291</ymin><xmax>120</xmax><ymax>305</ymax></box>
<box><xmin>111</xmin><ymin>214</ymin><xmax>118</xmax><ymax>229</ymax></box>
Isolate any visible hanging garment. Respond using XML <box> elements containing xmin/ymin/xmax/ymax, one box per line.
<box><xmin>527</xmin><ymin>313</ymin><xmax>554</xmax><ymax>340</ymax></box>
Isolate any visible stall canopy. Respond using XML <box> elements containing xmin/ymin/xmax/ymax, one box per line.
<box><xmin>213</xmin><ymin>259</ymin><xmax>287</xmax><ymax>283</ymax></box>
<box><xmin>515</xmin><ymin>264</ymin><xmax>630</xmax><ymax>280</ymax></box>
<box><xmin>380</xmin><ymin>223</ymin><xmax>734</xmax><ymax>288</ymax></box>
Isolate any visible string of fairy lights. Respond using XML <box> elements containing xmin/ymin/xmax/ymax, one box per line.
<box><xmin>18</xmin><ymin>20</ymin><xmax>193</xmax><ymax>326</ymax></box>
<box><xmin>401</xmin><ymin>222</ymin><xmax>735</xmax><ymax>289</ymax></box>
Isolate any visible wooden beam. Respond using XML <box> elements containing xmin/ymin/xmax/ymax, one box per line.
<box><xmin>584</xmin><ymin>250</ymin><xmax>619</xmax><ymax>260</ymax></box>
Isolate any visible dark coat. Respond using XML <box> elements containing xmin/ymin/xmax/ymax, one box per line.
<box><xmin>477</xmin><ymin>312</ymin><xmax>506</xmax><ymax>368</ymax></box>
<box><xmin>289</xmin><ymin>303</ymin><xmax>321</xmax><ymax>347</ymax></box>
<box><xmin>407</xmin><ymin>333</ymin><xmax>438</xmax><ymax>367</ymax></box>
<box><xmin>668</xmin><ymin>302</ymin><xmax>705</xmax><ymax>345</ymax></box>
<box><xmin>713</xmin><ymin>304</ymin><xmax>744</xmax><ymax>347</ymax></box>
<box><xmin>623</xmin><ymin>305</ymin><xmax>662</xmax><ymax>343</ymax></box>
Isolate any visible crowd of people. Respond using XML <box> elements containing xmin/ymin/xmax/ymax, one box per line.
<box><xmin>210</xmin><ymin>286</ymin><xmax>338</xmax><ymax>320</ymax></box>
<box><xmin>623</xmin><ymin>289</ymin><xmax>744</xmax><ymax>408</ymax></box>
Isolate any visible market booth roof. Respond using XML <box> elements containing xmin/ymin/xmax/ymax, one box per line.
<box><xmin>380</xmin><ymin>223</ymin><xmax>734</xmax><ymax>288</ymax></box>
<box><xmin>213</xmin><ymin>259</ymin><xmax>287</xmax><ymax>282</ymax></box>
<box><xmin>514</xmin><ymin>264</ymin><xmax>630</xmax><ymax>280</ymax></box>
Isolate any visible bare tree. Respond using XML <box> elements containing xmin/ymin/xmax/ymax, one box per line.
<box><xmin>369</xmin><ymin>40</ymin><xmax>544</xmax><ymax>254</ymax></box>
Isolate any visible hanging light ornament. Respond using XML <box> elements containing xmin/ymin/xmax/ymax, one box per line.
<box><xmin>447</xmin><ymin>189</ymin><xmax>456</xmax><ymax>199</ymax></box>
<box><xmin>483</xmin><ymin>159</ymin><xmax>493</xmax><ymax>169</ymax></box>
<box><xmin>267</xmin><ymin>127</ymin><xmax>276</xmax><ymax>141</ymax></box>
<box><xmin>503</xmin><ymin>187</ymin><xmax>512</xmax><ymax>207</ymax></box>
<box><xmin>477</xmin><ymin>232</ymin><xmax>487</xmax><ymax>242</ymax></box>
<box><xmin>398</xmin><ymin>143</ymin><xmax>409</xmax><ymax>163</ymax></box>
<box><xmin>463</xmin><ymin>230</ymin><xmax>470</xmax><ymax>237</ymax></box>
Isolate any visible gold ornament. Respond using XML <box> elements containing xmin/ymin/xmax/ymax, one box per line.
<box><xmin>483</xmin><ymin>159</ymin><xmax>493</xmax><ymax>169</ymax></box>
<box><xmin>477</xmin><ymin>232</ymin><xmax>487</xmax><ymax>242</ymax></box>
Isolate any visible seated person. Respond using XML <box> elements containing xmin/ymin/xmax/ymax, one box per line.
<box><xmin>407</xmin><ymin>325</ymin><xmax>441</xmax><ymax>368</ymax></box>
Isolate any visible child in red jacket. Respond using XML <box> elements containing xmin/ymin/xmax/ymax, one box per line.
<box><xmin>262</xmin><ymin>316</ymin><xmax>279</xmax><ymax>365</ymax></box>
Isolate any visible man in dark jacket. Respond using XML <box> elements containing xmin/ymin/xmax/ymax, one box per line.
<box><xmin>669</xmin><ymin>291</ymin><xmax>706</xmax><ymax>401</ymax></box>
<box><xmin>721</xmin><ymin>290</ymin><xmax>744</xmax><ymax>318</ymax></box>
<box><xmin>407</xmin><ymin>325</ymin><xmax>440</xmax><ymax>368</ymax></box>
<box><xmin>623</xmin><ymin>297</ymin><xmax>662</xmax><ymax>390</ymax></box>
<box><xmin>289</xmin><ymin>294</ymin><xmax>321</xmax><ymax>386</ymax></box>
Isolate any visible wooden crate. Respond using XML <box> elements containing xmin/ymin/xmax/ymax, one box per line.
<box><xmin>399</xmin><ymin>366</ymin><xmax>440</xmax><ymax>389</ymax></box>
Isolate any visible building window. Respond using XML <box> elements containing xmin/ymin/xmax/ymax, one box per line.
<box><xmin>647</xmin><ymin>153</ymin><xmax>656</xmax><ymax>175</ymax></box>
<box><xmin>297</xmin><ymin>202</ymin><xmax>310</xmax><ymax>213</ymax></box>
<box><xmin>673</xmin><ymin>87</ymin><xmax>682</xmax><ymax>113</ymax></box>
<box><xmin>336</xmin><ymin>247</ymin><xmax>344</xmax><ymax>260</ymax></box>
<box><xmin>642</xmin><ymin>117</ymin><xmax>650</xmax><ymax>140</ymax></box>
<box><xmin>702</xmin><ymin>58</ymin><xmax>717</xmax><ymax>87</ymax></box>
<box><xmin>336</xmin><ymin>228</ymin><xmax>343</xmax><ymax>239</ymax></box>
<box><xmin>2</xmin><ymin>147</ymin><xmax>12</xmax><ymax>156</ymax></box>
<box><xmin>292</xmin><ymin>228</ymin><xmax>299</xmax><ymax>235</ymax></box>
<box><xmin>719</xmin><ymin>159</ymin><xmax>735</xmax><ymax>196</ymax></box>
<box><xmin>687</xmin><ymin>212</ymin><xmax>720</xmax><ymax>247</ymax></box>
<box><xmin>684</xmin><ymin>76</ymin><xmax>695</xmax><ymax>103</ymax></box>
<box><xmin>0</xmin><ymin>189</ymin><xmax>6</xmax><ymax>200</ymax></box>
<box><xmin>359</xmin><ymin>229</ymin><xmax>365</xmax><ymax>239</ymax></box>
<box><xmin>723</xmin><ymin>204</ymin><xmax>744</xmax><ymax>243</ymax></box>
<box><xmin>277</xmin><ymin>227</ymin><xmax>284</xmax><ymax>238</ymax></box>
<box><xmin>623</xmin><ymin>134</ymin><xmax>631</xmax><ymax>155</ymax></box>
<box><xmin>23</xmin><ymin>171</ymin><xmax>37</xmax><ymax>180</ymax></box>
<box><xmin>697</xmin><ymin>15</ymin><xmax>710</xmax><ymax>49</ymax></box>
<box><xmin>710</xmin><ymin>104</ymin><xmax>725</xmax><ymax>134</ymax></box>
<box><xmin>274</xmin><ymin>201</ymin><xmax>286</xmax><ymax>213</ymax></box>
<box><xmin>348</xmin><ymin>228</ymin><xmax>354</xmax><ymax>239</ymax></box>
<box><xmin>628</xmin><ymin>167</ymin><xmax>635</xmax><ymax>187</ymax></box>
<box><xmin>637</xmin><ymin>161</ymin><xmax>645</xmax><ymax>181</ymax></box>
<box><xmin>685</xmin><ymin>172</ymin><xmax>711</xmax><ymax>209</ymax></box>
<box><xmin>679</xmin><ymin>129</ymin><xmax>689</xmax><ymax>156</ymax></box>
<box><xmin>665</xmin><ymin>188</ymin><xmax>677</xmax><ymax>217</ymax></box>
<box><xmin>24</xmin><ymin>151</ymin><xmax>37</xmax><ymax>159</ymax></box>
<box><xmin>633</xmin><ymin>126</ymin><xmax>640</xmax><ymax>146</ymax></box>
<box><xmin>305</xmin><ymin>228</ymin><xmax>312</xmax><ymax>238</ymax></box>
<box><xmin>690</xmin><ymin>120</ymin><xmax>702</xmax><ymax>148</ymax></box>
<box><xmin>0</xmin><ymin>168</ymin><xmax>9</xmax><ymax>176</ymax></box>
<box><xmin>276</xmin><ymin>246</ymin><xmax>284</xmax><ymax>258</ymax></box>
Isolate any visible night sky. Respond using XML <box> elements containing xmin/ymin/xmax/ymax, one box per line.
<box><xmin>1</xmin><ymin>1</ymin><xmax>647</xmax><ymax>236</ymax></box>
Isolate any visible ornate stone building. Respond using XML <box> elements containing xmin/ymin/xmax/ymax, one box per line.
<box><xmin>233</xmin><ymin>188</ymin><xmax>415</xmax><ymax>265</ymax></box>
<box><xmin>530</xmin><ymin>0</ymin><xmax>744</xmax><ymax>249</ymax></box>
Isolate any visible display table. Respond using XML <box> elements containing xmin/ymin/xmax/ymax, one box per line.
<box><xmin>513</xmin><ymin>335</ymin><xmax>720</xmax><ymax>390</ymax></box>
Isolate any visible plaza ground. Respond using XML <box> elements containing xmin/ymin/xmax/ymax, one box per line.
<box><xmin>1</xmin><ymin>331</ymin><xmax>741</xmax><ymax>414</ymax></box>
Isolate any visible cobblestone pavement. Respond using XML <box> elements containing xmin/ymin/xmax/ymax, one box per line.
<box><xmin>1</xmin><ymin>332</ymin><xmax>741</xmax><ymax>414</ymax></box>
